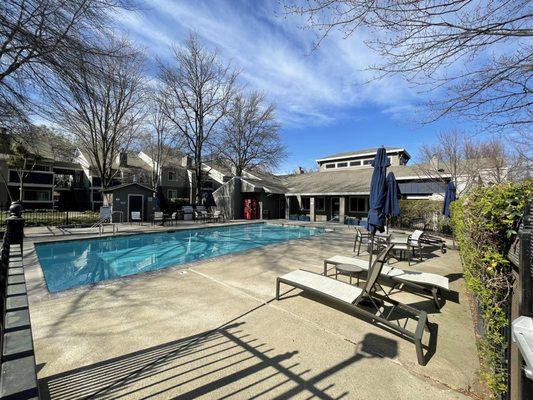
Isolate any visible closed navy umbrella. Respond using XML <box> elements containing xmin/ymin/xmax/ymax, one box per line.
<box><xmin>443</xmin><ymin>182</ymin><xmax>457</xmax><ymax>218</ymax></box>
<box><xmin>385</xmin><ymin>172</ymin><xmax>401</xmax><ymax>232</ymax></box>
<box><xmin>367</xmin><ymin>147</ymin><xmax>390</xmax><ymax>265</ymax></box>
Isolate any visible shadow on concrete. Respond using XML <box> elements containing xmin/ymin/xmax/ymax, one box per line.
<box><xmin>297</xmin><ymin>289</ymin><xmax>437</xmax><ymax>366</ymax></box>
<box><xmin>37</xmin><ymin>319</ymin><xmax>397</xmax><ymax>400</ymax></box>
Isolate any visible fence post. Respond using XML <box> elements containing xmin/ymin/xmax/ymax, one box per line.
<box><xmin>510</xmin><ymin>203</ymin><xmax>533</xmax><ymax>400</ymax></box>
<box><xmin>5</xmin><ymin>201</ymin><xmax>24</xmax><ymax>253</ymax></box>
<box><xmin>519</xmin><ymin>204</ymin><xmax>532</xmax><ymax>399</ymax></box>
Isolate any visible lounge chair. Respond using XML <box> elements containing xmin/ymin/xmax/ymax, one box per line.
<box><xmin>402</xmin><ymin>230</ymin><xmax>447</xmax><ymax>263</ymax></box>
<box><xmin>323</xmin><ymin>255</ymin><xmax>449</xmax><ymax>309</ymax></box>
<box><xmin>418</xmin><ymin>232</ymin><xmax>447</xmax><ymax>254</ymax></box>
<box><xmin>277</xmin><ymin>245</ymin><xmax>430</xmax><ymax>365</ymax></box>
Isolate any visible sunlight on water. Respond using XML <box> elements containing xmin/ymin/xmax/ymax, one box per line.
<box><xmin>35</xmin><ymin>224</ymin><xmax>323</xmax><ymax>292</ymax></box>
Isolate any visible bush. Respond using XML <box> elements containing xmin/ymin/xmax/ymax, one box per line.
<box><xmin>451</xmin><ymin>181</ymin><xmax>532</xmax><ymax>397</ymax></box>
<box><xmin>397</xmin><ymin>199</ymin><xmax>450</xmax><ymax>233</ymax></box>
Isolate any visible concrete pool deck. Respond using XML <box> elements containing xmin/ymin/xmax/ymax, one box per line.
<box><xmin>23</xmin><ymin>222</ymin><xmax>482</xmax><ymax>399</ymax></box>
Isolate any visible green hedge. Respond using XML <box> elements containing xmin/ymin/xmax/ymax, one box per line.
<box><xmin>398</xmin><ymin>199</ymin><xmax>451</xmax><ymax>233</ymax></box>
<box><xmin>451</xmin><ymin>181</ymin><xmax>532</xmax><ymax>397</ymax></box>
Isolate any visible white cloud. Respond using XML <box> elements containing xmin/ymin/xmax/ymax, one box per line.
<box><xmin>116</xmin><ymin>0</ymin><xmax>422</xmax><ymax>127</ymax></box>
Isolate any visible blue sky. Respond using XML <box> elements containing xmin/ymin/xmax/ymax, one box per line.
<box><xmin>117</xmin><ymin>0</ymin><xmax>460</xmax><ymax>173</ymax></box>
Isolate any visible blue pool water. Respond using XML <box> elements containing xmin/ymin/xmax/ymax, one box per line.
<box><xmin>35</xmin><ymin>223</ymin><xmax>323</xmax><ymax>292</ymax></box>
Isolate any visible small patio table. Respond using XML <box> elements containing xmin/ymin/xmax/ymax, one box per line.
<box><xmin>334</xmin><ymin>263</ymin><xmax>364</xmax><ymax>285</ymax></box>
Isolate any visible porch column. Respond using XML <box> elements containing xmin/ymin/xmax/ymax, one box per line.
<box><xmin>339</xmin><ymin>197</ymin><xmax>346</xmax><ymax>224</ymax></box>
<box><xmin>309</xmin><ymin>197</ymin><xmax>315</xmax><ymax>222</ymax></box>
<box><xmin>285</xmin><ymin>196</ymin><xmax>290</xmax><ymax>219</ymax></box>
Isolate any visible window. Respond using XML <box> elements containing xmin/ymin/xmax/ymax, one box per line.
<box><xmin>92</xmin><ymin>191</ymin><xmax>102</xmax><ymax>202</ymax></box>
<box><xmin>167</xmin><ymin>189</ymin><xmax>178</xmax><ymax>199</ymax></box>
<box><xmin>168</xmin><ymin>171</ymin><xmax>176</xmax><ymax>181</ymax></box>
<box><xmin>325</xmin><ymin>164</ymin><xmax>335</xmax><ymax>169</ymax></box>
<box><xmin>315</xmin><ymin>197</ymin><xmax>325</xmax><ymax>211</ymax></box>
<box><xmin>23</xmin><ymin>190</ymin><xmax>51</xmax><ymax>201</ymax></box>
<box><xmin>349</xmin><ymin>197</ymin><xmax>367</xmax><ymax>212</ymax></box>
<box><xmin>337</xmin><ymin>162</ymin><xmax>348</xmax><ymax>168</ymax></box>
<box><xmin>33</xmin><ymin>165</ymin><xmax>51</xmax><ymax>172</ymax></box>
<box><xmin>350</xmin><ymin>161</ymin><xmax>361</xmax><ymax>166</ymax></box>
<box><xmin>363</xmin><ymin>159</ymin><xmax>372</xmax><ymax>165</ymax></box>
<box><xmin>91</xmin><ymin>176</ymin><xmax>101</xmax><ymax>187</ymax></box>
<box><xmin>301</xmin><ymin>197</ymin><xmax>310</xmax><ymax>210</ymax></box>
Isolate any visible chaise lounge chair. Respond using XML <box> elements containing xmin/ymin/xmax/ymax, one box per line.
<box><xmin>276</xmin><ymin>245</ymin><xmax>431</xmax><ymax>365</ymax></box>
<box><xmin>323</xmin><ymin>255</ymin><xmax>449</xmax><ymax>309</ymax></box>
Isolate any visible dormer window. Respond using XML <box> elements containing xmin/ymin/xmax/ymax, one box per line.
<box><xmin>168</xmin><ymin>171</ymin><xmax>176</xmax><ymax>181</ymax></box>
<box><xmin>325</xmin><ymin>164</ymin><xmax>335</xmax><ymax>169</ymax></box>
<box><xmin>350</xmin><ymin>161</ymin><xmax>361</xmax><ymax>166</ymax></box>
<box><xmin>337</xmin><ymin>162</ymin><xmax>348</xmax><ymax>168</ymax></box>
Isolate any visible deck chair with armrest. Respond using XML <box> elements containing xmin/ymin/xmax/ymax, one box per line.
<box><xmin>152</xmin><ymin>211</ymin><xmax>165</xmax><ymax>226</ymax></box>
<box><xmin>353</xmin><ymin>226</ymin><xmax>371</xmax><ymax>255</ymax></box>
<box><xmin>130</xmin><ymin>211</ymin><xmax>142</xmax><ymax>225</ymax></box>
<box><xmin>276</xmin><ymin>244</ymin><xmax>431</xmax><ymax>365</ymax></box>
<box><xmin>323</xmin><ymin>255</ymin><xmax>450</xmax><ymax>309</ymax></box>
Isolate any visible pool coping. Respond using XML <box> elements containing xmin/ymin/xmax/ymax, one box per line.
<box><xmin>23</xmin><ymin>221</ymin><xmax>332</xmax><ymax>303</ymax></box>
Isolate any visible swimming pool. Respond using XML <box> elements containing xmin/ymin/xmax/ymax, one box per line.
<box><xmin>35</xmin><ymin>223</ymin><xmax>323</xmax><ymax>292</ymax></box>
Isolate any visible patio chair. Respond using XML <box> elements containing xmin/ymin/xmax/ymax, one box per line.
<box><xmin>277</xmin><ymin>245</ymin><xmax>431</xmax><ymax>365</ymax></box>
<box><xmin>353</xmin><ymin>226</ymin><xmax>371</xmax><ymax>255</ymax></box>
<box><xmin>388</xmin><ymin>235</ymin><xmax>415</xmax><ymax>265</ymax></box>
<box><xmin>323</xmin><ymin>255</ymin><xmax>450</xmax><ymax>309</ymax></box>
<box><xmin>194</xmin><ymin>207</ymin><xmax>209</xmax><ymax>223</ymax></box>
<box><xmin>211</xmin><ymin>210</ymin><xmax>224</xmax><ymax>223</ymax></box>
<box><xmin>130</xmin><ymin>211</ymin><xmax>142</xmax><ymax>225</ymax></box>
<box><xmin>152</xmin><ymin>211</ymin><xmax>165</xmax><ymax>226</ymax></box>
<box><xmin>182</xmin><ymin>206</ymin><xmax>194</xmax><ymax>221</ymax></box>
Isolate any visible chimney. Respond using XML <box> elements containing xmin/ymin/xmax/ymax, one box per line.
<box><xmin>296</xmin><ymin>166</ymin><xmax>305</xmax><ymax>175</ymax></box>
<box><xmin>181</xmin><ymin>155</ymin><xmax>192</xmax><ymax>168</ymax></box>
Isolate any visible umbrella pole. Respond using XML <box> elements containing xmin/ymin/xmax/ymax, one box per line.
<box><xmin>368</xmin><ymin>231</ymin><xmax>375</xmax><ymax>268</ymax></box>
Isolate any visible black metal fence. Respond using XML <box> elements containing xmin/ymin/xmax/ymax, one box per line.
<box><xmin>507</xmin><ymin>202</ymin><xmax>532</xmax><ymax>400</ymax></box>
<box><xmin>0</xmin><ymin>208</ymin><xmax>99</xmax><ymax>227</ymax></box>
<box><xmin>1</xmin><ymin>214</ymin><xmax>39</xmax><ymax>398</ymax></box>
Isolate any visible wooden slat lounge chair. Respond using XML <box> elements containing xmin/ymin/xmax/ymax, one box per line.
<box><xmin>323</xmin><ymin>255</ymin><xmax>450</xmax><ymax>309</ymax></box>
<box><xmin>277</xmin><ymin>245</ymin><xmax>431</xmax><ymax>365</ymax></box>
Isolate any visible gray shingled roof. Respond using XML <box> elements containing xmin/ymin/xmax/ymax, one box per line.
<box><xmin>283</xmin><ymin>165</ymin><xmax>445</xmax><ymax>195</ymax></box>
<box><xmin>316</xmin><ymin>147</ymin><xmax>405</xmax><ymax>161</ymax></box>
<box><xmin>241</xmin><ymin>173</ymin><xmax>288</xmax><ymax>194</ymax></box>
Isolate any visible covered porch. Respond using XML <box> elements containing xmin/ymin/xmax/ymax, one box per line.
<box><xmin>285</xmin><ymin>194</ymin><xmax>369</xmax><ymax>223</ymax></box>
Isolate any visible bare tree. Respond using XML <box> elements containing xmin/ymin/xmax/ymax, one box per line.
<box><xmin>417</xmin><ymin>130</ymin><xmax>526</xmax><ymax>195</ymax></box>
<box><xmin>44</xmin><ymin>38</ymin><xmax>146</xmax><ymax>202</ymax></box>
<box><xmin>418</xmin><ymin>130</ymin><xmax>481</xmax><ymax>195</ymax></box>
<box><xmin>217</xmin><ymin>91</ymin><xmax>285</xmax><ymax>176</ymax></box>
<box><xmin>158</xmin><ymin>34</ymin><xmax>237</xmax><ymax>202</ymax></box>
<box><xmin>285</xmin><ymin>1</ymin><xmax>532</xmax><ymax>137</ymax></box>
<box><xmin>141</xmin><ymin>99</ymin><xmax>176</xmax><ymax>190</ymax></box>
<box><xmin>6</xmin><ymin>128</ymin><xmax>41</xmax><ymax>202</ymax></box>
<box><xmin>0</xmin><ymin>0</ymin><xmax>134</xmax><ymax>125</ymax></box>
